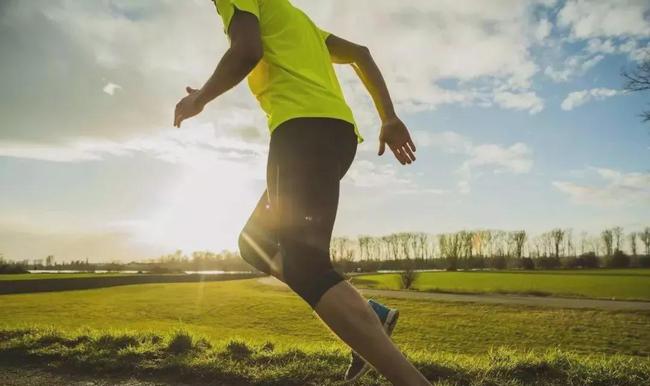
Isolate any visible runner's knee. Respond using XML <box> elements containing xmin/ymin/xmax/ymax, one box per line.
<box><xmin>281</xmin><ymin>244</ymin><xmax>346</xmax><ymax>309</ymax></box>
<box><xmin>238</xmin><ymin>230</ymin><xmax>273</xmax><ymax>275</ymax></box>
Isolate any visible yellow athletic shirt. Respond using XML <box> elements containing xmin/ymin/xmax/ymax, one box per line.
<box><xmin>214</xmin><ymin>0</ymin><xmax>363</xmax><ymax>143</ymax></box>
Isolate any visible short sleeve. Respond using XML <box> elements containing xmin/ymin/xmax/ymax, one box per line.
<box><xmin>317</xmin><ymin>26</ymin><xmax>331</xmax><ymax>42</ymax></box>
<box><xmin>215</xmin><ymin>0</ymin><xmax>260</xmax><ymax>35</ymax></box>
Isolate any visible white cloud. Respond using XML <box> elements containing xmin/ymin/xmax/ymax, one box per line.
<box><xmin>464</xmin><ymin>143</ymin><xmax>533</xmax><ymax>174</ymax></box>
<box><xmin>458</xmin><ymin>142</ymin><xmax>533</xmax><ymax>193</ymax></box>
<box><xmin>543</xmin><ymin>2</ymin><xmax>648</xmax><ymax>82</ymax></box>
<box><xmin>0</xmin><ymin>0</ymin><xmax>260</xmax><ymax>143</ymax></box>
<box><xmin>0</xmin><ymin>125</ymin><xmax>267</xmax><ymax>166</ymax></box>
<box><xmin>344</xmin><ymin>159</ymin><xmax>447</xmax><ymax>195</ymax></box>
<box><xmin>412</xmin><ymin>130</ymin><xmax>471</xmax><ymax>154</ymax></box>
<box><xmin>417</xmin><ymin>130</ymin><xmax>534</xmax><ymax>194</ymax></box>
<box><xmin>560</xmin><ymin>88</ymin><xmax>621</xmax><ymax>111</ymax></box>
<box><xmin>553</xmin><ymin>167</ymin><xmax>650</xmax><ymax>206</ymax></box>
<box><xmin>493</xmin><ymin>91</ymin><xmax>544</xmax><ymax>114</ymax></box>
<box><xmin>309</xmin><ymin>1</ymin><xmax>542</xmax><ymax>83</ymax></box>
<box><xmin>584</xmin><ymin>38</ymin><xmax>650</xmax><ymax>62</ymax></box>
<box><xmin>586</xmin><ymin>39</ymin><xmax>616</xmax><ymax>54</ymax></box>
<box><xmin>619</xmin><ymin>40</ymin><xmax>650</xmax><ymax>62</ymax></box>
<box><xmin>308</xmin><ymin>0</ymin><xmax>553</xmax><ymax>122</ymax></box>
<box><xmin>535</xmin><ymin>18</ymin><xmax>553</xmax><ymax>42</ymax></box>
<box><xmin>0</xmin><ymin>142</ymin><xmax>108</xmax><ymax>163</ymax></box>
<box><xmin>0</xmin><ymin>0</ymin><xmax>557</xmax><ymax>146</ymax></box>
<box><xmin>102</xmin><ymin>82</ymin><xmax>122</xmax><ymax>96</ymax></box>
<box><xmin>536</xmin><ymin>0</ymin><xmax>558</xmax><ymax>7</ymax></box>
<box><xmin>557</xmin><ymin>0</ymin><xmax>650</xmax><ymax>39</ymax></box>
<box><xmin>345</xmin><ymin>160</ymin><xmax>403</xmax><ymax>188</ymax></box>
<box><xmin>544</xmin><ymin>54</ymin><xmax>604</xmax><ymax>82</ymax></box>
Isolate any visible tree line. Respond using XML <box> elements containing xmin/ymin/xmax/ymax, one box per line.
<box><xmin>3</xmin><ymin>227</ymin><xmax>649</xmax><ymax>275</ymax></box>
<box><xmin>329</xmin><ymin>226</ymin><xmax>650</xmax><ymax>272</ymax></box>
<box><xmin>3</xmin><ymin>250</ymin><xmax>254</xmax><ymax>274</ymax></box>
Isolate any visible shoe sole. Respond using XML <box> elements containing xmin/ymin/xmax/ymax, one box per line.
<box><xmin>344</xmin><ymin>308</ymin><xmax>400</xmax><ymax>383</ymax></box>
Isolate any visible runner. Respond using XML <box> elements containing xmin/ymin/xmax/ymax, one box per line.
<box><xmin>174</xmin><ymin>1</ymin><xmax>430</xmax><ymax>384</ymax></box>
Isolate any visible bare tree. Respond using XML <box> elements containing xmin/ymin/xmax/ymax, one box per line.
<box><xmin>459</xmin><ymin>230</ymin><xmax>474</xmax><ymax>258</ymax></box>
<box><xmin>540</xmin><ymin>232</ymin><xmax>550</xmax><ymax>256</ymax></box>
<box><xmin>400</xmin><ymin>256</ymin><xmax>419</xmax><ymax>290</ymax></box>
<box><xmin>589</xmin><ymin>235</ymin><xmax>602</xmax><ymax>256</ymax></box>
<box><xmin>529</xmin><ymin>235</ymin><xmax>542</xmax><ymax>258</ymax></box>
<box><xmin>331</xmin><ymin>237</ymin><xmax>353</xmax><ymax>262</ymax></box>
<box><xmin>564</xmin><ymin>228</ymin><xmax>574</xmax><ymax>257</ymax></box>
<box><xmin>622</xmin><ymin>54</ymin><xmax>650</xmax><ymax>122</ymax></box>
<box><xmin>510</xmin><ymin>231</ymin><xmax>527</xmax><ymax>258</ymax></box>
<box><xmin>612</xmin><ymin>226</ymin><xmax>624</xmax><ymax>252</ymax></box>
<box><xmin>601</xmin><ymin>229</ymin><xmax>614</xmax><ymax>256</ymax></box>
<box><xmin>579</xmin><ymin>231</ymin><xmax>588</xmax><ymax>255</ymax></box>
<box><xmin>640</xmin><ymin>227</ymin><xmax>650</xmax><ymax>256</ymax></box>
<box><xmin>482</xmin><ymin>231</ymin><xmax>492</xmax><ymax>257</ymax></box>
<box><xmin>492</xmin><ymin>230</ymin><xmax>507</xmax><ymax>257</ymax></box>
<box><xmin>629</xmin><ymin>232</ymin><xmax>638</xmax><ymax>256</ymax></box>
<box><xmin>472</xmin><ymin>230</ymin><xmax>487</xmax><ymax>257</ymax></box>
<box><xmin>403</xmin><ymin>232</ymin><xmax>417</xmax><ymax>260</ymax></box>
<box><xmin>382</xmin><ymin>235</ymin><xmax>398</xmax><ymax>260</ymax></box>
<box><xmin>439</xmin><ymin>233</ymin><xmax>461</xmax><ymax>270</ymax></box>
<box><xmin>416</xmin><ymin>232</ymin><xmax>429</xmax><ymax>259</ymax></box>
<box><xmin>550</xmin><ymin>228</ymin><xmax>565</xmax><ymax>258</ymax></box>
<box><xmin>358</xmin><ymin>236</ymin><xmax>371</xmax><ymax>261</ymax></box>
<box><xmin>394</xmin><ymin>233</ymin><xmax>408</xmax><ymax>260</ymax></box>
<box><xmin>369</xmin><ymin>237</ymin><xmax>384</xmax><ymax>261</ymax></box>
<box><xmin>423</xmin><ymin>233</ymin><xmax>436</xmax><ymax>259</ymax></box>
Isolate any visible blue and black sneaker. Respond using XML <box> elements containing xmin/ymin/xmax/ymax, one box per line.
<box><xmin>343</xmin><ymin>299</ymin><xmax>400</xmax><ymax>383</ymax></box>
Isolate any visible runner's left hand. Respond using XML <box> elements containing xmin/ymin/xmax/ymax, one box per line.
<box><xmin>174</xmin><ymin>87</ymin><xmax>204</xmax><ymax>128</ymax></box>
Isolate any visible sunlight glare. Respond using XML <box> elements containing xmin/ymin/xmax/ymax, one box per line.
<box><xmin>136</xmin><ymin>159</ymin><xmax>261</xmax><ymax>253</ymax></box>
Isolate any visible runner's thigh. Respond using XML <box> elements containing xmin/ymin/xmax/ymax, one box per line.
<box><xmin>267</xmin><ymin>119</ymin><xmax>341</xmax><ymax>290</ymax></box>
<box><xmin>238</xmin><ymin>189</ymin><xmax>278</xmax><ymax>274</ymax></box>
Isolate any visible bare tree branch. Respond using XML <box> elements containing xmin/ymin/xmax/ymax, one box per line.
<box><xmin>622</xmin><ymin>58</ymin><xmax>650</xmax><ymax>92</ymax></box>
<box><xmin>621</xmin><ymin>52</ymin><xmax>650</xmax><ymax>122</ymax></box>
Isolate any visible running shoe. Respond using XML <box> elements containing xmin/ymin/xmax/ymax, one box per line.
<box><xmin>343</xmin><ymin>299</ymin><xmax>400</xmax><ymax>383</ymax></box>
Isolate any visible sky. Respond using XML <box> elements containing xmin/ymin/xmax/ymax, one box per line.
<box><xmin>0</xmin><ymin>0</ymin><xmax>649</xmax><ymax>262</ymax></box>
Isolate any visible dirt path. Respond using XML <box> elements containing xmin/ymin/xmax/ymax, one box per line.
<box><xmin>256</xmin><ymin>276</ymin><xmax>650</xmax><ymax>311</ymax></box>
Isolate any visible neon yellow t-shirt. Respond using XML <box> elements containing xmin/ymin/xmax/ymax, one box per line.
<box><xmin>214</xmin><ymin>0</ymin><xmax>363</xmax><ymax>143</ymax></box>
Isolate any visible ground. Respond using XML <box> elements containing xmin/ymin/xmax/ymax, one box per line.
<box><xmin>258</xmin><ymin>275</ymin><xmax>650</xmax><ymax>310</ymax></box>
<box><xmin>0</xmin><ymin>271</ymin><xmax>649</xmax><ymax>385</ymax></box>
<box><xmin>0</xmin><ymin>366</ymin><xmax>175</xmax><ymax>386</ymax></box>
<box><xmin>349</xmin><ymin>268</ymin><xmax>650</xmax><ymax>300</ymax></box>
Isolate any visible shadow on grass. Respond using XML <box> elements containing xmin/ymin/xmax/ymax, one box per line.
<box><xmin>0</xmin><ymin>327</ymin><xmax>648</xmax><ymax>385</ymax></box>
<box><xmin>0</xmin><ymin>273</ymin><xmax>265</xmax><ymax>295</ymax></box>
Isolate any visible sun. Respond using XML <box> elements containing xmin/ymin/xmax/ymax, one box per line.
<box><xmin>135</xmin><ymin>159</ymin><xmax>262</xmax><ymax>253</ymax></box>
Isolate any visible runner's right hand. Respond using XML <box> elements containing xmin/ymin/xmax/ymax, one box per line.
<box><xmin>378</xmin><ymin>116</ymin><xmax>416</xmax><ymax>165</ymax></box>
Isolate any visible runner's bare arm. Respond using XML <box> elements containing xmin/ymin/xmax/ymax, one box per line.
<box><xmin>324</xmin><ymin>34</ymin><xmax>416</xmax><ymax>165</ymax></box>
<box><xmin>174</xmin><ymin>8</ymin><xmax>262</xmax><ymax>128</ymax></box>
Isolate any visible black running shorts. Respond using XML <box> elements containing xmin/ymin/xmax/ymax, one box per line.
<box><xmin>238</xmin><ymin>117</ymin><xmax>357</xmax><ymax>308</ymax></box>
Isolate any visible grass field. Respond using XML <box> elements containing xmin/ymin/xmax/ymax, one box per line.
<box><xmin>2</xmin><ymin>327</ymin><xmax>649</xmax><ymax>386</ymax></box>
<box><xmin>350</xmin><ymin>269</ymin><xmax>650</xmax><ymax>300</ymax></box>
<box><xmin>1</xmin><ymin>277</ymin><xmax>649</xmax><ymax>384</ymax></box>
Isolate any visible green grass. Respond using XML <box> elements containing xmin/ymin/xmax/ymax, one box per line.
<box><xmin>1</xmin><ymin>278</ymin><xmax>649</xmax><ymax>357</ymax></box>
<box><xmin>1</xmin><ymin>278</ymin><xmax>649</xmax><ymax>384</ymax></box>
<box><xmin>1</xmin><ymin>327</ymin><xmax>648</xmax><ymax>386</ymax></box>
<box><xmin>0</xmin><ymin>273</ymin><xmax>136</xmax><ymax>281</ymax></box>
<box><xmin>350</xmin><ymin>269</ymin><xmax>650</xmax><ymax>300</ymax></box>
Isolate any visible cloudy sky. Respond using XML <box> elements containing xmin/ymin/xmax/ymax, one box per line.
<box><xmin>1</xmin><ymin>0</ymin><xmax>649</xmax><ymax>262</ymax></box>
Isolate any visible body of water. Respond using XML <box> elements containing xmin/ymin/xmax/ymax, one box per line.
<box><xmin>27</xmin><ymin>270</ymin><xmax>254</xmax><ymax>275</ymax></box>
